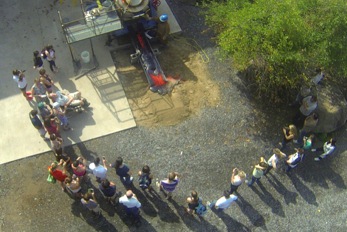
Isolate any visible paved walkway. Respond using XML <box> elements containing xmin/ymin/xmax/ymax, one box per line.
<box><xmin>0</xmin><ymin>0</ymin><xmax>138</xmax><ymax>164</ymax></box>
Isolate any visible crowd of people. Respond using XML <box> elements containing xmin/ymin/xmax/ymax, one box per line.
<box><xmin>13</xmin><ymin>43</ymin><xmax>338</xmax><ymax>226</ymax></box>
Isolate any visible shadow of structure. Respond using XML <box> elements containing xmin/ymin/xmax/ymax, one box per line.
<box><xmin>87</xmin><ymin>68</ymin><xmax>133</xmax><ymax>123</ymax></box>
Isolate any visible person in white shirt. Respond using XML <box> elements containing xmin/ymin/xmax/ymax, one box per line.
<box><xmin>12</xmin><ymin>69</ymin><xmax>28</xmax><ymax>99</ymax></box>
<box><xmin>312</xmin><ymin>138</ymin><xmax>336</xmax><ymax>161</ymax></box>
<box><xmin>229</xmin><ymin>168</ymin><xmax>246</xmax><ymax>194</ymax></box>
<box><xmin>207</xmin><ymin>190</ymin><xmax>238</xmax><ymax>210</ymax></box>
<box><xmin>119</xmin><ymin>190</ymin><xmax>141</xmax><ymax>222</ymax></box>
<box><xmin>89</xmin><ymin>157</ymin><xmax>107</xmax><ymax>182</ymax></box>
<box><xmin>300</xmin><ymin>96</ymin><xmax>318</xmax><ymax>117</ymax></box>
<box><xmin>264</xmin><ymin>148</ymin><xmax>287</xmax><ymax>175</ymax></box>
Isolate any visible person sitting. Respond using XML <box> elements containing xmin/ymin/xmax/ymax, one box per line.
<box><xmin>99</xmin><ymin>179</ymin><xmax>119</xmax><ymax>205</ymax></box>
<box><xmin>300</xmin><ymin>95</ymin><xmax>318</xmax><ymax>117</ymax></box>
<box><xmin>49</xmin><ymin>90</ymin><xmax>90</xmax><ymax>110</ymax></box>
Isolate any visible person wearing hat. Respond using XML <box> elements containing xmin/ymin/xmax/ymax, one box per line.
<box><xmin>146</xmin><ymin>14</ymin><xmax>170</xmax><ymax>45</ymax></box>
<box><xmin>38</xmin><ymin>102</ymin><xmax>53</xmax><ymax>120</ymax></box>
<box><xmin>119</xmin><ymin>190</ymin><xmax>141</xmax><ymax>223</ymax></box>
<box><xmin>52</xmin><ymin>102</ymin><xmax>70</xmax><ymax>130</ymax></box>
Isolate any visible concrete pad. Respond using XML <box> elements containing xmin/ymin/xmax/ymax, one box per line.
<box><xmin>0</xmin><ymin>0</ymin><xmax>136</xmax><ymax>164</ymax></box>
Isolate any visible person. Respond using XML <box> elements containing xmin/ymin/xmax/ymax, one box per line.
<box><xmin>302</xmin><ymin>134</ymin><xmax>314</xmax><ymax>150</ymax></box>
<box><xmin>38</xmin><ymin>102</ymin><xmax>54</xmax><ymax>120</ymax></box>
<box><xmin>158</xmin><ymin>172</ymin><xmax>179</xmax><ymax>199</ymax></box>
<box><xmin>81</xmin><ymin>190</ymin><xmax>101</xmax><ymax>217</ymax></box>
<box><xmin>49</xmin><ymin>90</ymin><xmax>90</xmax><ymax>110</ymax></box>
<box><xmin>48</xmin><ymin>160</ymin><xmax>69</xmax><ymax>191</ymax></box>
<box><xmin>138</xmin><ymin>165</ymin><xmax>153</xmax><ymax>191</ymax></box>
<box><xmin>12</xmin><ymin>69</ymin><xmax>28</xmax><ymax>99</ymax></box>
<box><xmin>147</xmin><ymin>14</ymin><xmax>170</xmax><ymax>45</ymax></box>
<box><xmin>44</xmin><ymin>116</ymin><xmax>61</xmax><ymax>138</ymax></box>
<box><xmin>33</xmin><ymin>50</ymin><xmax>44</xmax><ymax>70</ymax></box>
<box><xmin>312</xmin><ymin>68</ymin><xmax>324</xmax><ymax>85</ymax></box>
<box><xmin>50</xmin><ymin>133</ymin><xmax>70</xmax><ymax>163</ymax></box>
<box><xmin>280</xmin><ymin>124</ymin><xmax>297</xmax><ymax>150</ymax></box>
<box><xmin>110</xmin><ymin>157</ymin><xmax>133</xmax><ymax>187</ymax></box>
<box><xmin>229</xmin><ymin>168</ymin><xmax>246</xmax><ymax>194</ymax></box>
<box><xmin>43</xmin><ymin>45</ymin><xmax>58</xmax><ymax>72</ymax></box>
<box><xmin>289</xmin><ymin>84</ymin><xmax>312</xmax><ymax>107</ymax></box>
<box><xmin>185</xmin><ymin>190</ymin><xmax>200</xmax><ymax>215</ymax></box>
<box><xmin>207</xmin><ymin>190</ymin><xmax>238</xmax><ymax>210</ymax></box>
<box><xmin>71</xmin><ymin>157</ymin><xmax>87</xmax><ymax>183</ymax></box>
<box><xmin>285</xmin><ymin>148</ymin><xmax>305</xmax><ymax>172</ymax></box>
<box><xmin>31</xmin><ymin>78</ymin><xmax>50</xmax><ymax>104</ymax></box>
<box><xmin>52</xmin><ymin>102</ymin><xmax>70</xmax><ymax>131</ymax></box>
<box><xmin>39</xmin><ymin>69</ymin><xmax>54</xmax><ymax>93</ymax></box>
<box><xmin>245</xmin><ymin>157</ymin><xmax>268</xmax><ymax>186</ymax></box>
<box><xmin>300</xmin><ymin>95</ymin><xmax>318</xmax><ymax>117</ymax></box>
<box><xmin>99</xmin><ymin>179</ymin><xmax>119</xmax><ymax>205</ymax></box>
<box><xmin>119</xmin><ymin>190</ymin><xmax>141</xmax><ymax>223</ymax></box>
<box><xmin>90</xmin><ymin>157</ymin><xmax>107</xmax><ymax>182</ymax></box>
<box><xmin>64</xmin><ymin>175</ymin><xmax>82</xmax><ymax>198</ymax></box>
<box><xmin>264</xmin><ymin>148</ymin><xmax>287</xmax><ymax>175</ymax></box>
<box><xmin>29</xmin><ymin>110</ymin><xmax>49</xmax><ymax>140</ymax></box>
<box><xmin>312</xmin><ymin>138</ymin><xmax>337</xmax><ymax>161</ymax></box>
<box><xmin>297</xmin><ymin>113</ymin><xmax>319</xmax><ymax>145</ymax></box>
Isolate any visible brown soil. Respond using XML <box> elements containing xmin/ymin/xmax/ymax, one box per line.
<box><xmin>113</xmin><ymin>36</ymin><xmax>220</xmax><ymax>127</ymax></box>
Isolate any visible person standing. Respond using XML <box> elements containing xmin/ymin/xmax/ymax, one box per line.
<box><xmin>264</xmin><ymin>148</ymin><xmax>287</xmax><ymax>175</ymax></box>
<box><xmin>71</xmin><ymin>157</ymin><xmax>87</xmax><ymax>183</ymax></box>
<box><xmin>90</xmin><ymin>157</ymin><xmax>108</xmax><ymax>182</ymax></box>
<box><xmin>285</xmin><ymin>148</ymin><xmax>304</xmax><ymax>172</ymax></box>
<box><xmin>12</xmin><ymin>69</ymin><xmax>28</xmax><ymax>99</ymax></box>
<box><xmin>43</xmin><ymin>45</ymin><xmax>58</xmax><ymax>72</ymax></box>
<box><xmin>33</xmin><ymin>50</ymin><xmax>44</xmax><ymax>70</ymax></box>
<box><xmin>29</xmin><ymin>110</ymin><xmax>49</xmax><ymax>140</ymax></box>
<box><xmin>48</xmin><ymin>160</ymin><xmax>69</xmax><ymax>191</ymax></box>
<box><xmin>119</xmin><ymin>190</ymin><xmax>142</xmax><ymax>223</ymax></box>
<box><xmin>185</xmin><ymin>190</ymin><xmax>200</xmax><ymax>215</ymax></box>
<box><xmin>81</xmin><ymin>190</ymin><xmax>101</xmax><ymax>217</ymax></box>
<box><xmin>52</xmin><ymin>102</ymin><xmax>70</xmax><ymax>131</ymax></box>
<box><xmin>50</xmin><ymin>133</ymin><xmax>70</xmax><ymax>163</ymax></box>
<box><xmin>245</xmin><ymin>157</ymin><xmax>268</xmax><ymax>186</ymax></box>
<box><xmin>138</xmin><ymin>165</ymin><xmax>153</xmax><ymax>191</ymax></box>
<box><xmin>312</xmin><ymin>138</ymin><xmax>336</xmax><ymax>161</ymax></box>
<box><xmin>158</xmin><ymin>172</ymin><xmax>180</xmax><ymax>199</ymax></box>
<box><xmin>31</xmin><ymin>78</ymin><xmax>50</xmax><ymax>104</ymax></box>
<box><xmin>99</xmin><ymin>179</ymin><xmax>119</xmax><ymax>205</ymax></box>
<box><xmin>280</xmin><ymin>124</ymin><xmax>298</xmax><ymax>150</ymax></box>
<box><xmin>39</xmin><ymin>69</ymin><xmax>54</xmax><ymax>93</ymax></box>
<box><xmin>207</xmin><ymin>190</ymin><xmax>238</xmax><ymax>210</ymax></box>
<box><xmin>229</xmin><ymin>168</ymin><xmax>246</xmax><ymax>194</ymax></box>
<box><xmin>110</xmin><ymin>157</ymin><xmax>133</xmax><ymax>187</ymax></box>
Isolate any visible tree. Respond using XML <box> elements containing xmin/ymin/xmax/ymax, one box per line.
<box><xmin>204</xmin><ymin>0</ymin><xmax>347</xmax><ymax>102</ymax></box>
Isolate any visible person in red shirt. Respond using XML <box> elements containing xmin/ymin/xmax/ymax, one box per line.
<box><xmin>49</xmin><ymin>160</ymin><xmax>69</xmax><ymax>191</ymax></box>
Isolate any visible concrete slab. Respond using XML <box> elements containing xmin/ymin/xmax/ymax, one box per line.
<box><xmin>0</xmin><ymin>0</ymin><xmax>136</xmax><ymax>164</ymax></box>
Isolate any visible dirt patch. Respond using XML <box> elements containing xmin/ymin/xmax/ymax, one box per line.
<box><xmin>112</xmin><ymin>36</ymin><xmax>220</xmax><ymax>127</ymax></box>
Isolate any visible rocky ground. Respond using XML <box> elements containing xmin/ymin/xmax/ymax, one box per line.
<box><xmin>1</xmin><ymin>1</ymin><xmax>347</xmax><ymax>232</ymax></box>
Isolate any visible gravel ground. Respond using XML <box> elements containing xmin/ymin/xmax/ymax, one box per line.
<box><xmin>1</xmin><ymin>2</ymin><xmax>347</xmax><ymax>232</ymax></box>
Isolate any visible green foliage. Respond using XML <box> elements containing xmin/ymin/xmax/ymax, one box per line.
<box><xmin>204</xmin><ymin>0</ymin><xmax>347</xmax><ymax>102</ymax></box>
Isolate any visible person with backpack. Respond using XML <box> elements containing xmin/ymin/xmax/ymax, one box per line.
<box><xmin>207</xmin><ymin>190</ymin><xmax>238</xmax><ymax>211</ymax></box>
<box><xmin>138</xmin><ymin>165</ymin><xmax>153</xmax><ymax>191</ymax></box>
<box><xmin>186</xmin><ymin>190</ymin><xmax>207</xmax><ymax>216</ymax></box>
<box><xmin>285</xmin><ymin>148</ymin><xmax>305</xmax><ymax>172</ymax></box>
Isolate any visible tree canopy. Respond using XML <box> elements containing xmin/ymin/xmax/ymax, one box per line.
<box><xmin>204</xmin><ymin>0</ymin><xmax>347</xmax><ymax>102</ymax></box>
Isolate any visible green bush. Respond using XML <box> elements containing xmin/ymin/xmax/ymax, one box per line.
<box><xmin>204</xmin><ymin>0</ymin><xmax>347</xmax><ymax>102</ymax></box>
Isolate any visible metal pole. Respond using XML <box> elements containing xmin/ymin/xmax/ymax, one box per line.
<box><xmin>58</xmin><ymin>10</ymin><xmax>76</xmax><ymax>63</ymax></box>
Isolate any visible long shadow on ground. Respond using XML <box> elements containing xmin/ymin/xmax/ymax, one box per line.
<box><xmin>210</xmin><ymin>207</ymin><xmax>250</xmax><ymax>232</ymax></box>
<box><xmin>236</xmin><ymin>195</ymin><xmax>267</xmax><ymax>230</ymax></box>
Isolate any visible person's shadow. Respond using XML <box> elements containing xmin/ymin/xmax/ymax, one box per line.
<box><xmin>250</xmin><ymin>181</ymin><xmax>285</xmax><ymax>217</ymax></box>
<box><xmin>210</xmin><ymin>207</ymin><xmax>250</xmax><ymax>232</ymax></box>
<box><xmin>170</xmin><ymin>198</ymin><xmax>219</xmax><ymax>232</ymax></box>
<box><xmin>70</xmin><ymin>200</ymin><xmax>118</xmax><ymax>231</ymax></box>
<box><xmin>236</xmin><ymin>194</ymin><xmax>267</xmax><ymax>229</ymax></box>
<box><xmin>131</xmin><ymin>186</ymin><xmax>158</xmax><ymax>217</ymax></box>
<box><xmin>286</xmin><ymin>171</ymin><xmax>318</xmax><ymax>206</ymax></box>
<box><xmin>266</xmin><ymin>172</ymin><xmax>298</xmax><ymax>205</ymax></box>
